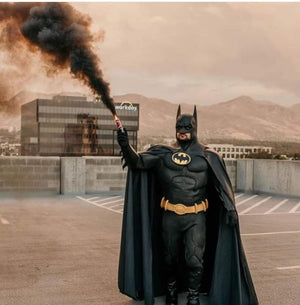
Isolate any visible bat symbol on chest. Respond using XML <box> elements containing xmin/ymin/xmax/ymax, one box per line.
<box><xmin>172</xmin><ymin>152</ymin><xmax>192</xmax><ymax>165</ymax></box>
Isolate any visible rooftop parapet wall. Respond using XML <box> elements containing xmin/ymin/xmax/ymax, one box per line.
<box><xmin>0</xmin><ymin>157</ymin><xmax>235</xmax><ymax>194</ymax></box>
<box><xmin>0</xmin><ymin>157</ymin><xmax>299</xmax><ymax>198</ymax></box>
<box><xmin>0</xmin><ymin>157</ymin><xmax>60</xmax><ymax>193</ymax></box>
<box><xmin>237</xmin><ymin>159</ymin><xmax>300</xmax><ymax>198</ymax></box>
<box><xmin>58</xmin><ymin>157</ymin><xmax>127</xmax><ymax>194</ymax></box>
<box><xmin>0</xmin><ymin>156</ymin><xmax>126</xmax><ymax>194</ymax></box>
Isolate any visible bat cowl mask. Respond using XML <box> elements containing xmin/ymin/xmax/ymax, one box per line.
<box><xmin>176</xmin><ymin>105</ymin><xmax>198</xmax><ymax>149</ymax></box>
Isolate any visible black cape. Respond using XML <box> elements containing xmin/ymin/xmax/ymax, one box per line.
<box><xmin>118</xmin><ymin>144</ymin><xmax>258</xmax><ymax>305</ymax></box>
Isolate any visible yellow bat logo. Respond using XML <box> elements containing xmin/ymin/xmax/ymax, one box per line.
<box><xmin>172</xmin><ymin>152</ymin><xmax>191</xmax><ymax>165</ymax></box>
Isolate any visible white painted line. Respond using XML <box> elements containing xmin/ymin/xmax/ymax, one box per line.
<box><xmin>235</xmin><ymin>193</ymin><xmax>245</xmax><ymax>199</ymax></box>
<box><xmin>77</xmin><ymin>196</ymin><xmax>104</xmax><ymax>208</ymax></box>
<box><xmin>92</xmin><ymin>195</ymin><xmax>122</xmax><ymax>204</ymax></box>
<box><xmin>239</xmin><ymin>196</ymin><xmax>272</xmax><ymax>215</ymax></box>
<box><xmin>76</xmin><ymin>196</ymin><xmax>123</xmax><ymax>214</ymax></box>
<box><xmin>0</xmin><ymin>217</ymin><xmax>9</xmax><ymax>225</ymax></box>
<box><xmin>240</xmin><ymin>211</ymin><xmax>300</xmax><ymax>216</ymax></box>
<box><xmin>102</xmin><ymin>207</ymin><xmax>123</xmax><ymax>215</ymax></box>
<box><xmin>264</xmin><ymin>199</ymin><xmax>288</xmax><ymax>214</ymax></box>
<box><xmin>99</xmin><ymin>198</ymin><xmax>124</xmax><ymax>206</ymax></box>
<box><xmin>236</xmin><ymin>195</ymin><xmax>258</xmax><ymax>207</ymax></box>
<box><xmin>109</xmin><ymin>203</ymin><xmax>124</xmax><ymax>209</ymax></box>
<box><xmin>289</xmin><ymin>202</ymin><xmax>300</xmax><ymax>213</ymax></box>
<box><xmin>242</xmin><ymin>231</ymin><xmax>300</xmax><ymax>236</ymax></box>
<box><xmin>0</xmin><ymin>214</ymin><xmax>9</xmax><ymax>225</ymax></box>
<box><xmin>277</xmin><ymin>266</ymin><xmax>300</xmax><ymax>270</ymax></box>
<box><xmin>87</xmin><ymin>197</ymin><xmax>99</xmax><ymax>201</ymax></box>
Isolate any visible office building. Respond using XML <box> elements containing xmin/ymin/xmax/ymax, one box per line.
<box><xmin>21</xmin><ymin>95</ymin><xmax>139</xmax><ymax>156</ymax></box>
<box><xmin>208</xmin><ymin>143</ymin><xmax>272</xmax><ymax>159</ymax></box>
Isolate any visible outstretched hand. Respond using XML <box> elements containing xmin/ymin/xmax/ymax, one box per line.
<box><xmin>117</xmin><ymin>128</ymin><xmax>129</xmax><ymax>147</ymax></box>
<box><xmin>226</xmin><ymin>210</ymin><xmax>238</xmax><ymax>226</ymax></box>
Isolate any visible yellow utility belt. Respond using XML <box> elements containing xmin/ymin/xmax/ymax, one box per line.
<box><xmin>160</xmin><ymin>197</ymin><xmax>208</xmax><ymax>215</ymax></box>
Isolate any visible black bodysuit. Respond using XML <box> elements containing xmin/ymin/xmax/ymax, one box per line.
<box><xmin>156</xmin><ymin>151</ymin><xmax>209</xmax><ymax>205</ymax></box>
<box><xmin>129</xmin><ymin>143</ymin><xmax>211</xmax><ymax>290</ymax></box>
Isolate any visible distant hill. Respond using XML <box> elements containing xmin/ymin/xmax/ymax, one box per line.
<box><xmin>0</xmin><ymin>91</ymin><xmax>53</xmax><ymax>129</ymax></box>
<box><xmin>1</xmin><ymin>91</ymin><xmax>300</xmax><ymax>142</ymax></box>
<box><xmin>114</xmin><ymin>94</ymin><xmax>300</xmax><ymax>142</ymax></box>
<box><xmin>290</xmin><ymin>103</ymin><xmax>300</xmax><ymax>118</ymax></box>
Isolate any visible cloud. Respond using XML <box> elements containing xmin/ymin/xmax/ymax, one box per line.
<box><xmin>2</xmin><ymin>3</ymin><xmax>300</xmax><ymax>106</ymax></box>
<box><xmin>72</xmin><ymin>3</ymin><xmax>300</xmax><ymax>105</ymax></box>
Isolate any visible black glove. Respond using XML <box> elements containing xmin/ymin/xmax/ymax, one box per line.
<box><xmin>117</xmin><ymin>128</ymin><xmax>129</xmax><ymax>147</ymax></box>
<box><xmin>225</xmin><ymin>210</ymin><xmax>238</xmax><ymax>226</ymax></box>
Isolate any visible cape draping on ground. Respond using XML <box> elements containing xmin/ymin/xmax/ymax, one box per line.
<box><xmin>118</xmin><ymin>145</ymin><xmax>259</xmax><ymax>305</ymax></box>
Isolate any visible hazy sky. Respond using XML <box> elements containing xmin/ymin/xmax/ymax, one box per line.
<box><xmin>2</xmin><ymin>2</ymin><xmax>300</xmax><ymax>106</ymax></box>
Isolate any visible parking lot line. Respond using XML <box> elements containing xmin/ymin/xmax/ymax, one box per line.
<box><xmin>236</xmin><ymin>195</ymin><xmax>258</xmax><ymax>207</ymax></box>
<box><xmin>240</xmin><ymin>211</ymin><xmax>300</xmax><ymax>216</ymax></box>
<box><xmin>110</xmin><ymin>203</ymin><xmax>124</xmax><ymax>208</ymax></box>
<box><xmin>100</xmin><ymin>198</ymin><xmax>124</xmax><ymax>206</ymax></box>
<box><xmin>77</xmin><ymin>196</ymin><xmax>103</xmax><ymax>208</ymax></box>
<box><xmin>87</xmin><ymin>197</ymin><xmax>99</xmax><ymax>201</ymax></box>
<box><xmin>264</xmin><ymin>199</ymin><xmax>289</xmax><ymax>214</ymax></box>
<box><xmin>92</xmin><ymin>195</ymin><xmax>122</xmax><ymax>203</ymax></box>
<box><xmin>289</xmin><ymin>202</ymin><xmax>300</xmax><ymax>213</ymax></box>
<box><xmin>102</xmin><ymin>207</ymin><xmax>123</xmax><ymax>214</ymax></box>
<box><xmin>0</xmin><ymin>215</ymin><xmax>9</xmax><ymax>225</ymax></box>
<box><xmin>76</xmin><ymin>196</ymin><xmax>124</xmax><ymax>214</ymax></box>
<box><xmin>276</xmin><ymin>266</ymin><xmax>300</xmax><ymax>270</ymax></box>
<box><xmin>235</xmin><ymin>193</ymin><xmax>245</xmax><ymax>199</ymax></box>
<box><xmin>242</xmin><ymin>230</ymin><xmax>300</xmax><ymax>236</ymax></box>
<box><xmin>239</xmin><ymin>196</ymin><xmax>272</xmax><ymax>214</ymax></box>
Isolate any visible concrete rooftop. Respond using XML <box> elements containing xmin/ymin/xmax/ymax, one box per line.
<box><xmin>0</xmin><ymin>192</ymin><xmax>299</xmax><ymax>305</ymax></box>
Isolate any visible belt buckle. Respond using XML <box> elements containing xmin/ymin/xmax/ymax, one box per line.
<box><xmin>174</xmin><ymin>204</ymin><xmax>187</xmax><ymax>215</ymax></box>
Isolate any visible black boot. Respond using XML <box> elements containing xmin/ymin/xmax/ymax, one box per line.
<box><xmin>187</xmin><ymin>288</ymin><xmax>200</xmax><ymax>305</ymax></box>
<box><xmin>166</xmin><ymin>280</ymin><xmax>178</xmax><ymax>305</ymax></box>
<box><xmin>186</xmin><ymin>267</ymin><xmax>202</xmax><ymax>305</ymax></box>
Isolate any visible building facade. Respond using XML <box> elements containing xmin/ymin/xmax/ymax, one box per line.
<box><xmin>207</xmin><ymin>143</ymin><xmax>272</xmax><ymax>159</ymax></box>
<box><xmin>21</xmin><ymin>95</ymin><xmax>139</xmax><ymax>156</ymax></box>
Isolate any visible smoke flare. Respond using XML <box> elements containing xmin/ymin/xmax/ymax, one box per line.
<box><xmin>0</xmin><ymin>2</ymin><xmax>116</xmax><ymax>114</ymax></box>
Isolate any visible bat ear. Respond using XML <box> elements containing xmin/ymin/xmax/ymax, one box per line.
<box><xmin>193</xmin><ymin>105</ymin><xmax>197</xmax><ymax>127</ymax></box>
<box><xmin>176</xmin><ymin>104</ymin><xmax>181</xmax><ymax>119</ymax></box>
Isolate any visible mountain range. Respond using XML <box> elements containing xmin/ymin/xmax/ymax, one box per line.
<box><xmin>1</xmin><ymin>91</ymin><xmax>300</xmax><ymax>142</ymax></box>
<box><xmin>114</xmin><ymin>94</ymin><xmax>300</xmax><ymax>142</ymax></box>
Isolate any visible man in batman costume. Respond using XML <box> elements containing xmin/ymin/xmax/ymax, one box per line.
<box><xmin>117</xmin><ymin>106</ymin><xmax>258</xmax><ymax>305</ymax></box>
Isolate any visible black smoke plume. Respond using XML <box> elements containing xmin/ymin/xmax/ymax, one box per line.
<box><xmin>0</xmin><ymin>2</ymin><xmax>116</xmax><ymax>115</ymax></box>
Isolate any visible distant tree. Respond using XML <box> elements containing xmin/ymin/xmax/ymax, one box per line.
<box><xmin>246</xmin><ymin>151</ymin><xmax>273</xmax><ymax>159</ymax></box>
<box><xmin>291</xmin><ymin>153</ymin><xmax>300</xmax><ymax>160</ymax></box>
<box><xmin>273</xmin><ymin>154</ymin><xmax>288</xmax><ymax>160</ymax></box>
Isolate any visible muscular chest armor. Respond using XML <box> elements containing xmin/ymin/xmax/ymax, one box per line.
<box><xmin>155</xmin><ymin>150</ymin><xmax>210</xmax><ymax>205</ymax></box>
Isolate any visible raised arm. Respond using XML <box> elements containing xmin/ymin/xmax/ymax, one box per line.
<box><xmin>117</xmin><ymin>129</ymin><xmax>159</xmax><ymax>170</ymax></box>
